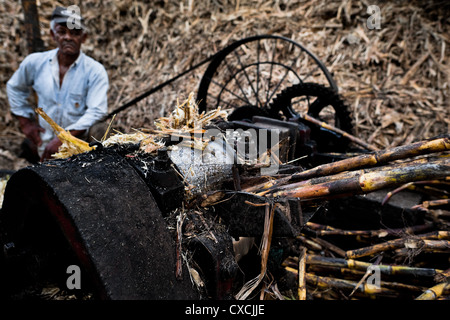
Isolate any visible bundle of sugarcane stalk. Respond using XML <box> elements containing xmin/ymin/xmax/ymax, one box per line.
<box><xmin>283</xmin><ymin>233</ymin><xmax>450</xmax><ymax>300</ymax></box>
<box><xmin>252</xmin><ymin>135</ymin><xmax>450</xmax><ymax>200</ymax></box>
<box><xmin>263</xmin><ymin>135</ymin><xmax>450</xmax><ymax>300</ymax></box>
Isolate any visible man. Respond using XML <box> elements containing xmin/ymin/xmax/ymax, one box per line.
<box><xmin>7</xmin><ymin>6</ymin><xmax>108</xmax><ymax>162</ymax></box>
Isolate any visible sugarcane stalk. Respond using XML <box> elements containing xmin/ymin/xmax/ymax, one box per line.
<box><xmin>346</xmin><ymin>238</ymin><xmax>450</xmax><ymax>259</ymax></box>
<box><xmin>268</xmin><ymin>136</ymin><xmax>450</xmax><ymax>190</ymax></box>
<box><xmin>435</xmin><ymin>268</ymin><xmax>450</xmax><ymax>282</ymax></box>
<box><xmin>306</xmin><ymin>222</ymin><xmax>433</xmax><ymax>238</ymax></box>
<box><xmin>289</xmin><ymin>263</ymin><xmax>427</xmax><ymax>294</ymax></box>
<box><xmin>419</xmin><ymin>239</ymin><xmax>450</xmax><ymax>250</ymax></box>
<box><xmin>296</xmin><ymin>234</ymin><xmax>345</xmax><ymax>256</ymax></box>
<box><xmin>295</xmin><ymin>156</ymin><xmax>432</xmax><ymax>188</ymax></box>
<box><xmin>349</xmin><ymin>255</ymin><xmax>383</xmax><ymax>297</ymax></box>
<box><xmin>101</xmin><ymin>114</ymin><xmax>116</xmax><ymax>142</ymax></box>
<box><xmin>269</xmin><ymin>158</ymin><xmax>450</xmax><ymax>201</ymax></box>
<box><xmin>307</xmin><ymin>236</ymin><xmax>346</xmax><ymax>257</ymax></box>
<box><xmin>417</xmin><ymin>230</ymin><xmax>450</xmax><ymax>240</ymax></box>
<box><xmin>248</xmin><ymin>156</ymin><xmax>433</xmax><ymax>195</ymax></box>
<box><xmin>296</xmin><ymin>235</ymin><xmax>323</xmax><ymax>251</ymax></box>
<box><xmin>415</xmin><ymin>282</ymin><xmax>450</xmax><ymax>300</ymax></box>
<box><xmin>412</xmin><ymin>199</ymin><xmax>450</xmax><ymax>210</ymax></box>
<box><xmin>256</xmin><ymin>167</ymin><xmax>363</xmax><ymax>196</ymax></box>
<box><xmin>285</xmin><ymin>268</ymin><xmax>399</xmax><ymax>297</ymax></box>
<box><xmin>344</xmin><ymin>239</ymin><xmax>402</xmax><ymax>259</ymax></box>
<box><xmin>35</xmin><ymin>107</ymin><xmax>93</xmax><ymax>153</ymax></box>
<box><xmin>258</xmin><ymin>156</ymin><xmax>434</xmax><ymax>196</ymax></box>
<box><xmin>298</xmin><ymin>247</ymin><xmax>307</xmax><ymax>300</ymax></box>
<box><xmin>344</xmin><ymin>238</ymin><xmax>402</xmax><ymax>259</ymax></box>
<box><xmin>307</xmin><ymin>264</ymin><xmax>366</xmax><ymax>278</ymax></box>
<box><xmin>378</xmin><ymin>281</ymin><xmax>425</xmax><ymax>294</ymax></box>
<box><xmin>302</xmin><ymin>135</ymin><xmax>449</xmax><ymax>179</ymax></box>
<box><xmin>236</xmin><ymin>203</ymin><xmax>275</xmax><ymax>300</ymax></box>
<box><xmin>303</xmin><ymin>114</ymin><xmax>380</xmax><ymax>151</ymax></box>
<box><xmin>306</xmin><ymin>255</ymin><xmax>442</xmax><ymax>277</ymax></box>
<box><xmin>383</xmin><ymin>180</ymin><xmax>450</xmax><ymax>205</ymax></box>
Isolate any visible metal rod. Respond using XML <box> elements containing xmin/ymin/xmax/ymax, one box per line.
<box><xmin>105</xmin><ymin>55</ymin><xmax>215</xmax><ymax>119</ymax></box>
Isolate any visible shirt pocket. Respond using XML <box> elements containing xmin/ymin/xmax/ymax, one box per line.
<box><xmin>66</xmin><ymin>93</ymin><xmax>86</xmax><ymax>118</ymax></box>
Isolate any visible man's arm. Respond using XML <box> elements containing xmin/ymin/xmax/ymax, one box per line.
<box><xmin>7</xmin><ymin>54</ymin><xmax>39</xmax><ymax>118</ymax></box>
<box><xmin>16</xmin><ymin>115</ymin><xmax>44</xmax><ymax>147</ymax></box>
<box><xmin>7</xmin><ymin>54</ymin><xmax>44</xmax><ymax>145</ymax></box>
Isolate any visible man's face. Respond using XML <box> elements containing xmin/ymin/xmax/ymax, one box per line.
<box><xmin>51</xmin><ymin>23</ymin><xmax>87</xmax><ymax>57</ymax></box>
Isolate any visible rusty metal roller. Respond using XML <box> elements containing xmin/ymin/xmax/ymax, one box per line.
<box><xmin>0</xmin><ymin>149</ymin><xmax>198</xmax><ymax>300</ymax></box>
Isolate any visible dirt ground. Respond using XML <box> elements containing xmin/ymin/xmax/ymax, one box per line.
<box><xmin>0</xmin><ymin>1</ymin><xmax>448</xmax><ymax>168</ymax></box>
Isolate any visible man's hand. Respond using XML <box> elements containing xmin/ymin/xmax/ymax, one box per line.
<box><xmin>40</xmin><ymin>136</ymin><xmax>62</xmax><ymax>162</ymax></box>
<box><xmin>18</xmin><ymin>116</ymin><xmax>44</xmax><ymax>147</ymax></box>
<box><xmin>40</xmin><ymin>130</ymin><xmax>85</xmax><ymax>162</ymax></box>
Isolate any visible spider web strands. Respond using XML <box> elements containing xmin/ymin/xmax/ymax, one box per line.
<box><xmin>268</xmin><ymin>157</ymin><xmax>450</xmax><ymax>201</ymax></box>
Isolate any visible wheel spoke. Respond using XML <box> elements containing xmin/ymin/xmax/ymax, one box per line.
<box><xmin>209</xmin><ymin>77</ymin><xmax>251</xmax><ymax>107</ymax></box>
<box><xmin>265</xmin><ymin>49</ymin><xmax>304</xmax><ymax>106</ymax></box>
<box><xmin>256</xmin><ymin>40</ymin><xmax>261</xmax><ymax>107</ymax></box>
<box><xmin>265</xmin><ymin>38</ymin><xmax>277</xmax><ymax>105</ymax></box>
<box><xmin>233</xmin><ymin>50</ymin><xmax>262</xmax><ymax>108</ymax></box>
<box><xmin>300</xmin><ymin>64</ymin><xmax>321</xmax><ymax>85</ymax></box>
<box><xmin>206</xmin><ymin>91</ymin><xmax>241</xmax><ymax>110</ymax></box>
<box><xmin>223</xmin><ymin>57</ymin><xmax>251</xmax><ymax>106</ymax></box>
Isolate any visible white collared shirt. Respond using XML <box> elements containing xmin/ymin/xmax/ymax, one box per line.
<box><xmin>7</xmin><ymin>48</ymin><xmax>109</xmax><ymax>156</ymax></box>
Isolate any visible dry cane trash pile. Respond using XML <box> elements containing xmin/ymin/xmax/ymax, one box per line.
<box><xmin>0</xmin><ymin>0</ymin><xmax>449</xmax><ymax>163</ymax></box>
<box><xmin>0</xmin><ymin>0</ymin><xmax>449</xmax><ymax>300</ymax></box>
